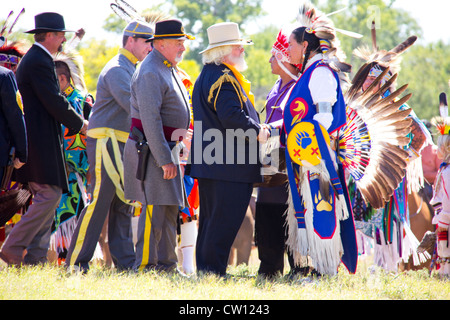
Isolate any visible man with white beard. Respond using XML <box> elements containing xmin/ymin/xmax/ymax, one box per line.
<box><xmin>123</xmin><ymin>19</ymin><xmax>194</xmax><ymax>272</ymax></box>
<box><xmin>189</xmin><ymin>22</ymin><xmax>270</xmax><ymax>276</ymax></box>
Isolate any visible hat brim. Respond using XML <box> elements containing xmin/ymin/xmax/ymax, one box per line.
<box><xmin>25</xmin><ymin>28</ymin><xmax>74</xmax><ymax>34</ymax></box>
<box><xmin>199</xmin><ymin>39</ymin><xmax>253</xmax><ymax>54</ymax></box>
<box><xmin>153</xmin><ymin>34</ymin><xmax>195</xmax><ymax>41</ymax></box>
<box><xmin>131</xmin><ymin>35</ymin><xmax>155</xmax><ymax>42</ymax></box>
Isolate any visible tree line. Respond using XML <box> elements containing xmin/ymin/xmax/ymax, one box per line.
<box><xmin>6</xmin><ymin>0</ymin><xmax>450</xmax><ymax>123</ymax></box>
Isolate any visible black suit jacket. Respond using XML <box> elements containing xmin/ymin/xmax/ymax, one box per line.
<box><xmin>14</xmin><ymin>44</ymin><xmax>84</xmax><ymax>191</ymax></box>
<box><xmin>189</xmin><ymin>63</ymin><xmax>262</xmax><ymax>184</ymax></box>
<box><xmin>0</xmin><ymin>66</ymin><xmax>27</xmax><ymax>167</ymax></box>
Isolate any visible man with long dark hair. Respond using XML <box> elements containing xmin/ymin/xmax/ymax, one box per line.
<box><xmin>282</xmin><ymin>3</ymin><xmax>357</xmax><ymax>276</ymax></box>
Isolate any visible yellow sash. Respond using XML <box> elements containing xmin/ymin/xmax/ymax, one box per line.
<box><xmin>87</xmin><ymin>128</ymin><xmax>139</xmax><ymax>207</ymax></box>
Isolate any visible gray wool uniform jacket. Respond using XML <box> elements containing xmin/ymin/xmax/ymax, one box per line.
<box><xmin>124</xmin><ymin>48</ymin><xmax>191</xmax><ymax>206</ymax></box>
<box><xmin>88</xmin><ymin>50</ymin><xmax>136</xmax><ymax>133</ymax></box>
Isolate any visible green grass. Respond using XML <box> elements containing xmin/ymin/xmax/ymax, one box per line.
<box><xmin>0</xmin><ymin>259</ymin><xmax>448</xmax><ymax>300</ymax></box>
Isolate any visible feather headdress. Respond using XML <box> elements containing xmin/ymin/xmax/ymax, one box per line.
<box><xmin>339</xmin><ymin>67</ymin><xmax>413</xmax><ymax>209</ymax></box>
<box><xmin>142</xmin><ymin>11</ymin><xmax>172</xmax><ymax>25</ymax></box>
<box><xmin>295</xmin><ymin>2</ymin><xmax>364</xmax><ymax>93</ymax></box>
<box><xmin>432</xmin><ymin>92</ymin><xmax>450</xmax><ymax>136</ymax></box>
<box><xmin>111</xmin><ymin>0</ymin><xmax>171</xmax><ymax>26</ymax></box>
<box><xmin>0</xmin><ymin>8</ymin><xmax>25</xmax><ymax>48</ymax></box>
<box><xmin>55</xmin><ymin>50</ymin><xmax>87</xmax><ymax>93</ymax></box>
<box><xmin>111</xmin><ymin>0</ymin><xmax>143</xmax><ymax>23</ymax></box>
<box><xmin>0</xmin><ymin>41</ymin><xmax>27</xmax><ymax>62</ymax></box>
<box><xmin>352</xmin><ymin>21</ymin><xmax>417</xmax><ymax>90</ymax></box>
<box><xmin>296</xmin><ymin>1</ymin><xmax>361</xmax><ymax>74</ymax></box>
<box><xmin>0</xmin><ymin>8</ymin><xmax>27</xmax><ymax>70</ymax></box>
<box><xmin>54</xmin><ymin>25</ymin><xmax>89</xmax><ymax>93</ymax></box>
<box><xmin>271</xmin><ymin>26</ymin><xmax>301</xmax><ymax>81</ymax></box>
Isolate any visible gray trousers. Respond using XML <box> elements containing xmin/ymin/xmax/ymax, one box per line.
<box><xmin>134</xmin><ymin>204</ymin><xmax>179</xmax><ymax>272</ymax></box>
<box><xmin>65</xmin><ymin>137</ymin><xmax>135</xmax><ymax>271</ymax></box>
<box><xmin>1</xmin><ymin>182</ymin><xmax>62</xmax><ymax>264</ymax></box>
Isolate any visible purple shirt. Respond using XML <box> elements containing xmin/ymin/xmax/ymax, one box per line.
<box><xmin>257</xmin><ymin>78</ymin><xmax>295</xmax><ymax>204</ymax></box>
<box><xmin>264</xmin><ymin>78</ymin><xmax>296</xmax><ymax>124</ymax></box>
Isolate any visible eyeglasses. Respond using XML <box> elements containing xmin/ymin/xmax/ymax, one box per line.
<box><xmin>0</xmin><ymin>53</ymin><xmax>20</xmax><ymax>65</ymax></box>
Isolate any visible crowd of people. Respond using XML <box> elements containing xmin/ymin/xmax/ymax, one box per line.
<box><xmin>0</xmin><ymin>1</ymin><xmax>449</xmax><ymax>279</ymax></box>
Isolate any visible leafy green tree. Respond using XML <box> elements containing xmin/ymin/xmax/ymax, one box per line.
<box><xmin>398</xmin><ymin>41</ymin><xmax>450</xmax><ymax>121</ymax></box>
<box><xmin>102</xmin><ymin>13</ymin><xmax>128</xmax><ymax>35</ymax></box>
<box><xmin>56</xmin><ymin>0</ymin><xmax>450</xmax><ymax>125</ymax></box>
<box><xmin>244</xmin><ymin>25</ymin><xmax>280</xmax><ymax>112</ymax></box>
<box><xmin>316</xmin><ymin>0</ymin><xmax>422</xmax><ymax>71</ymax></box>
<box><xmin>314</xmin><ymin>0</ymin><xmax>449</xmax><ymax>121</ymax></box>
<box><xmin>78</xmin><ymin>39</ymin><xmax>119</xmax><ymax>96</ymax></box>
<box><xmin>166</xmin><ymin>0</ymin><xmax>264</xmax><ymax>61</ymax></box>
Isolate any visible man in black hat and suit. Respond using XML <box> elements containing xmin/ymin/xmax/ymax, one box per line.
<box><xmin>0</xmin><ymin>12</ymin><xmax>88</xmax><ymax>266</ymax></box>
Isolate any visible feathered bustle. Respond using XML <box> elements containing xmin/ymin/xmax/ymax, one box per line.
<box><xmin>352</xmin><ymin>35</ymin><xmax>417</xmax><ymax>87</ymax></box>
<box><xmin>391</xmin><ymin>36</ymin><xmax>418</xmax><ymax>55</ymax></box>
<box><xmin>340</xmin><ymin>66</ymin><xmax>414</xmax><ymax>208</ymax></box>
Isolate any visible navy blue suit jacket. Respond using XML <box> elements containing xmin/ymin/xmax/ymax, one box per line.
<box><xmin>189</xmin><ymin>63</ymin><xmax>262</xmax><ymax>184</ymax></box>
<box><xmin>0</xmin><ymin>66</ymin><xmax>27</xmax><ymax>167</ymax></box>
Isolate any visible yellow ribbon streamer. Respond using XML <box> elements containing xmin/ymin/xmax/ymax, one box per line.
<box><xmin>69</xmin><ymin>128</ymin><xmax>138</xmax><ymax>266</ymax></box>
<box><xmin>87</xmin><ymin>128</ymin><xmax>138</xmax><ymax>207</ymax></box>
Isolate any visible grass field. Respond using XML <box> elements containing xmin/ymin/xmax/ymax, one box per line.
<box><xmin>0</xmin><ymin>252</ymin><xmax>449</xmax><ymax>301</ymax></box>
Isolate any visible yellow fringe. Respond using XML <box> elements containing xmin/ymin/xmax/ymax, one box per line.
<box><xmin>207</xmin><ymin>68</ymin><xmax>248</xmax><ymax>111</ymax></box>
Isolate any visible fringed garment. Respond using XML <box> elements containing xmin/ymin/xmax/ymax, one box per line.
<box><xmin>283</xmin><ymin>59</ymin><xmax>357</xmax><ymax>275</ymax></box>
<box><xmin>50</xmin><ymin>87</ymin><xmax>90</xmax><ymax>262</ymax></box>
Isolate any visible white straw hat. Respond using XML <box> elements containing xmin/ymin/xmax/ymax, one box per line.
<box><xmin>199</xmin><ymin>22</ymin><xmax>253</xmax><ymax>54</ymax></box>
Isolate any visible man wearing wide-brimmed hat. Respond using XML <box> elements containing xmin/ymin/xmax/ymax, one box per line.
<box><xmin>0</xmin><ymin>12</ymin><xmax>88</xmax><ymax>266</ymax></box>
<box><xmin>65</xmin><ymin>19</ymin><xmax>155</xmax><ymax>272</ymax></box>
<box><xmin>189</xmin><ymin>22</ymin><xmax>269</xmax><ymax>276</ymax></box>
<box><xmin>123</xmin><ymin>19</ymin><xmax>194</xmax><ymax>272</ymax></box>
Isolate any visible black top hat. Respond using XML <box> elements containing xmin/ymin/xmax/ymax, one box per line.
<box><xmin>25</xmin><ymin>12</ymin><xmax>73</xmax><ymax>34</ymax></box>
<box><xmin>153</xmin><ymin>19</ymin><xmax>194</xmax><ymax>40</ymax></box>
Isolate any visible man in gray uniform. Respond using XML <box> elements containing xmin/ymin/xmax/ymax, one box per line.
<box><xmin>123</xmin><ymin>19</ymin><xmax>194</xmax><ymax>272</ymax></box>
<box><xmin>66</xmin><ymin>20</ymin><xmax>154</xmax><ymax>272</ymax></box>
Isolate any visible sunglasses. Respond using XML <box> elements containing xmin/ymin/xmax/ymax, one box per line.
<box><xmin>0</xmin><ymin>53</ymin><xmax>19</xmax><ymax>65</ymax></box>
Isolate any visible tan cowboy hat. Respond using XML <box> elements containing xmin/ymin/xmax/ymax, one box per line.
<box><xmin>199</xmin><ymin>22</ymin><xmax>253</xmax><ymax>54</ymax></box>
